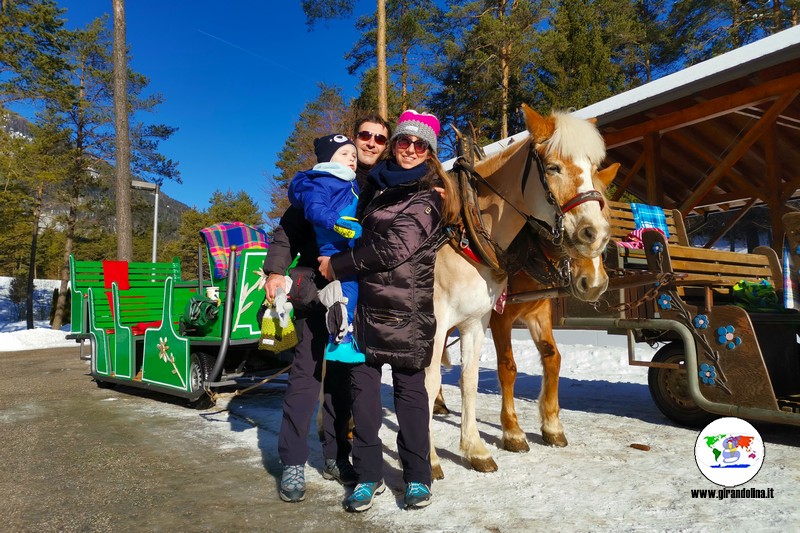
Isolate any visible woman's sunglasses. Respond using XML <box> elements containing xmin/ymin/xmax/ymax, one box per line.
<box><xmin>356</xmin><ymin>131</ymin><xmax>388</xmax><ymax>146</ymax></box>
<box><xmin>395</xmin><ymin>136</ymin><xmax>429</xmax><ymax>155</ymax></box>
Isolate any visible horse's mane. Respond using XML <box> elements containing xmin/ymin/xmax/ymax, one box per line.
<box><xmin>472</xmin><ymin>135</ymin><xmax>528</xmax><ymax>177</ymax></box>
<box><xmin>472</xmin><ymin>111</ymin><xmax>606</xmax><ymax>177</ymax></box>
<box><xmin>547</xmin><ymin>111</ymin><xmax>606</xmax><ymax>166</ymax></box>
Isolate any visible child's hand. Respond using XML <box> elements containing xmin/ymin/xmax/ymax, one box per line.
<box><xmin>333</xmin><ymin>216</ymin><xmax>362</xmax><ymax>239</ymax></box>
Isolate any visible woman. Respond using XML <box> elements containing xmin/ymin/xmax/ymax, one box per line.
<box><xmin>318</xmin><ymin>110</ymin><xmax>459</xmax><ymax>512</ymax></box>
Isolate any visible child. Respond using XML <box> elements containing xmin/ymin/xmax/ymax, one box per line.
<box><xmin>287</xmin><ymin>134</ymin><xmax>364</xmax><ymax>363</ymax></box>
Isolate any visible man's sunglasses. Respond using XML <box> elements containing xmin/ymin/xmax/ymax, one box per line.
<box><xmin>395</xmin><ymin>136</ymin><xmax>429</xmax><ymax>155</ymax></box>
<box><xmin>356</xmin><ymin>131</ymin><xmax>388</xmax><ymax>145</ymax></box>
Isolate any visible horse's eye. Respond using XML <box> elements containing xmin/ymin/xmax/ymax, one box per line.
<box><xmin>546</xmin><ymin>164</ymin><xmax>561</xmax><ymax>174</ymax></box>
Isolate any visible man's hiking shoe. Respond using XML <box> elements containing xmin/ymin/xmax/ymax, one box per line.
<box><xmin>323</xmin><ymin>458</ymin><xmax>358</xmax><ymax>486</ymax></box>
<box><xmin>404</xmin><ymin>482</ymin><xmax>432</xmax><ymax>509</ymax></box>
<box><xmin>279</xmin><ymin>464</ymin><xmax>305</xmax><ymax>502</ymax></box>
<box><xmin>345</xmin><ymin>480</ymin><xmax>386</xmax><ymax>512</ymax></box>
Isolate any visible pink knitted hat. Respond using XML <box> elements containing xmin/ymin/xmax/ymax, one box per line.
<box><xmin>392</xmin><ymin>110</ymin><xmax>441</xmax><ymax>153</ymax></box>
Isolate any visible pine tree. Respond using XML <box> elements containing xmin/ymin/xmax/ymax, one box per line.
<box><xmin>265</xmin><ymin>84</ymin><xmax>352</xmax><ymax>225</ymax></box>
<box><xmin>346</xmin><ymin>0</ymin><xmax>442</xmax><ymax>114</ymax></box>
<box><xmin>429</xmin><ymin>1</ymin><xmax>543</xmax><ymax>145</ymax></box>
<box><xmin>532</xmin><ymin>0</ymin><xmax>629</xmax><ymax>111</ymax></box>
<box><xmin>668</xmin><ymin>0</ymin><xmax>794</xmax><ymax>66</ymax></box>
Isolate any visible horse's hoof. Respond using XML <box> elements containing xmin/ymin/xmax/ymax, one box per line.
<box><xmin>502</xmin><ymin>437</ymin><xmax>530</xmax><ymax>453</ymax></box>
<box><xmin>432</xmin><ymin>464</ymin><xmax>445</xmax><ymax>480</ymax></box>
<box><xmin>469</xmin><ymin>456</ymin><xmax>499</xmax><ymax>473</ymax></box>
<box><xmin>433</xmin><ymin>404</ymin><xmax>450</xmax><ymax>416</ymax></box>
<box><xmin>543</xmin><ymin>432</ymin><xmax>568</xmax><ymax>447</ymax></box>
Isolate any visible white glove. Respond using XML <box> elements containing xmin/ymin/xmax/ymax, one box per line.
<box><xmin>273</xmin><ymin>287</ymin><xmax>293</xmax><ymax>329</ymax></box>
<box><xmin>318</xmin><ymin>280</ymin><xmax>349</xmax><ymax>344</ymax></box>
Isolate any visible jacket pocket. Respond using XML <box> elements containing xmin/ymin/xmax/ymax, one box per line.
<box><xmin>356</xmin><ymin>306</ymin><xmax>411</xmax><ymax>354</ymax></box>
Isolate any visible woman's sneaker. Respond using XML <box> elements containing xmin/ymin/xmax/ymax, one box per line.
<box><xmin>279</xmin><ymin>464</ymin><xmax>306</xmax><ymax>503</ymax></box>
<box><xmin>404</xmin><ymin>482</ymin><xmax>432</xmax><ymax>509</ymax></box>
<box><xmin>323</xmin><ymin>458</ymin><xmax>357</xmax><ymax>486</ymax></box>
<box><xmin>345</xmin><ymin>480</ymin><xmax>386</xmax><ymax>512</ymax></box>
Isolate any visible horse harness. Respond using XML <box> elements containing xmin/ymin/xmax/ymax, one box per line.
<box><xmin>446</xmin><ymin>137</ymin><xmax>605</xmax><ymax>288</ymax></box>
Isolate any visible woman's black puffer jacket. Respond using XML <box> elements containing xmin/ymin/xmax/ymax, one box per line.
<box><xmin>329</xmin><ymin>181</ymin><xmax>445</xmax><ymax>370</ymax></box>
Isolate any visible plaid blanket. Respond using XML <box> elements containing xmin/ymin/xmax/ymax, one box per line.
<box><xmin>631</xmin><ymin>203</ymin><xmax>671</xmax><ymax>239</ymax></box>
<box><xmin>200</xmin><ymin>221</ymin><xmax>269</xmax><ymax>279</ymax></box>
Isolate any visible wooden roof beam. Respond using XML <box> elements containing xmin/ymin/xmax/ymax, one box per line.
<box><xmin>679</xmin><ymin>89</ymin><xmax>800</xmax><ymax>216</ymax></box>
<box><xmin>604</xmin><ymin>71</ymin><xmax>800</xmax><ymax>148</ymax></box>
<box><xmin>667</xmin><ymin>130</ymin><xmax>764</xmax><ymax>201</ymax></box>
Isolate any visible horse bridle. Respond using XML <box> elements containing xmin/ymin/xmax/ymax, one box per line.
<box><xmin>519</xmin><ymin>140</ymin><xmax>606</xmax><ymax>247</ymax></box>
<box><xmin>453</xmin><ymin>138</ymin><xmax>606</xmax><ymax>288</ymax></box>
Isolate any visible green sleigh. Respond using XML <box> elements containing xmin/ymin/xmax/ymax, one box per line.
<box><xmin>68</xmin><ymin>222</ymin><xmax>288</xmax><ymax>406</ymax></box>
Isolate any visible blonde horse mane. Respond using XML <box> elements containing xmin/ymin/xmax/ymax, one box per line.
<box><xmin>472</xmin><ymin>110</ymin><xmax>606</xmax><ymax>178</ymax></box>
<box><xmin>547</xmin><ymin>111</ymin><xmax>606</xmax><ymax>166</ymax></box>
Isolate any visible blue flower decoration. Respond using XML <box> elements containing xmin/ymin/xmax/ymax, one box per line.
<box><xmin>651</xmin><ymin>242</ymin><xmax>663</xmax><ymax>254</ymax></box>
<box><xmin>699</xmin><ymin>363</ymin><xmax>716</xmax><ymax>385</ymax></box>
<box><xmin>657</xmin><ymin>293</ymin><xmax>672</xmax><ymax>310</ymax></box>
<box><xmin>693</xmin><ymin>314</ymin><xmax>709</xmax><ymax>329</ymax></box>
<box><xmin>716</xmin><ymin>325</ymin><xmax>742</xmax><ymax>350</ymax></box>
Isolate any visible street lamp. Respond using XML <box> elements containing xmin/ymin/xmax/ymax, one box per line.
<box><xmin>131</xmin><ymin>179</ymin><xmax>159</xmax><ymax>262</ymax></box>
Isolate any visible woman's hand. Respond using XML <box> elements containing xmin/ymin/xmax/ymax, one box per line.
<box><xmin>318</xmin><ymin>256</ymin><xmax>333</xmax><ymax>281</ymax></box>
<box><xmin>264</xmin><ymin>273</ymin><xmax>286</xmax><ymax>303</ymax></box>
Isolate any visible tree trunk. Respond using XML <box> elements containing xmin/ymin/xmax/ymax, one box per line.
<box><xmin>113</xmin><ymin>0</ymin><xmax>133</xmax><ymax>260</ymax></box>
<box><xmin>51</xmin><ymin>201</ymin><xmax>76</xmax><ymax>331</ymax></box>
<box><xmin>26</xmin><ymin>181</ymin><xmax>44</xmax><ymax>329</ymax></box>
<box><xmin>376</xmin><ymin>0</ymin><xmax>387</xmax><ymax>119</ymax></box>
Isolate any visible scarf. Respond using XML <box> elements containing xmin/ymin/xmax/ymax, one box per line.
<box><xmin>368</xmin><ymin>160</ymin><xmax>428</xmax><ymax>190</ymax></box>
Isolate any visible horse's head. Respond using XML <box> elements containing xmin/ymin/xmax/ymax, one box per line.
<box><xmin>521</xmin><ymin>104</ymin><xmax>615</xmax><ymax>259</ymax></box>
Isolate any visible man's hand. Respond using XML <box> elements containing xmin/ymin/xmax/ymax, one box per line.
<box><xmin>264</xmin><ymin>272</ymin><xmax>287</xmax><ymax>303</ymax></box>
<box><xmin>318</xmin><ymin>256</ymin><xmax>333</xmax><ymax>281</ymax></box>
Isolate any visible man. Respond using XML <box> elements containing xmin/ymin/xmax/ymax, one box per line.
<box><xmin>264</xmin><ymin>114</ymin><xmax>390</xmax><ymax>503</ymax></box>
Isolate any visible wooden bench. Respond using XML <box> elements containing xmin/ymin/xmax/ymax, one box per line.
<box><xmin>602</xmin><ymin>200</ymin><xmax>783</xmax><ymax>302</ymax></box>
<box><xmin>69</xmin><ymin>256</ymin><xmax>182</xmax><ymax>336</ymax></box>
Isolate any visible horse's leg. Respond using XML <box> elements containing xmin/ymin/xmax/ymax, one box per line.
<box><xmin>433</xmin><ymin>386</ymin><xmax>449</xmax><ymax>415</ymax></box>
<box><xmin>529</xmin><ymin>299</ymin><xmax>568</xmax><ymax>447</ymax></box>
<box><xmin>489</xmin><ymin>307</ymin><xmax>529</xmax><ymax>453</ymax></box>
<box><xmin>425</xmin><ymin>326</ymin><xmax>448</xmax><ymax>480</ymax></box>
<box><xmin>433</xmin><ymin>329</ymin><xmax>455</xmax><ymax>415</ymax></box>
<box><xmin>459</xmin><ymin>320</ymin><xmax>498</xmax><ymax>472</ymax></box>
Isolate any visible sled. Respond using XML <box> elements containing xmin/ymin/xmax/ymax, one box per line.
<box><xmin>67</xmin><ymin>222</ymin><xmax>289</xmax><ymax>407</ymax></box>
<box><xmin>544</xmin><ymin>202</ymin><xmax>800</xmax><ymax>428</ymax></box>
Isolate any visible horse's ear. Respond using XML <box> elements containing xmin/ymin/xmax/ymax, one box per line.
<box><xmin>596</xmin><ymin>162</ymin><xmax>620</xmax><ymax>187</ymax></box>
<box><xmin>521</xmin><ymin>103</ymin><xmax>551</xmax><ymax>142</ymax></box>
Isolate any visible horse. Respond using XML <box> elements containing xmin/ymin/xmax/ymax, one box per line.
<box><xmin>427</xmin><ymin>104</ymin><xmax>617</xmax><ymax>478</ymax></box>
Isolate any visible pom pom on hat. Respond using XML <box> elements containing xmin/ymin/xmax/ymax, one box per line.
<box><xmin>314</xmin><ymin>134</ymin><xmax>356</xmax><ymax>164</ymax></box>
<box><xmin>392</xmin><ymin>110</ymin><xmax>440</xmax><ymax>153</ymax></box>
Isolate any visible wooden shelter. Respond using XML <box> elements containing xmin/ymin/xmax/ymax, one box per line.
<box><xmin>575</xmin><ymin>25</ymin><xmax>800</xmax><ymax>252</ymax></box>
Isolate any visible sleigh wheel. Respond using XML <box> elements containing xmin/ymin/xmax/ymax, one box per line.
<box><xmin>188</xmin><ymin>353</ymin><xmax>214</xmax><ymax>409</ymax></box>
<box><xmin>648</xmin><ymin>343</ymin><xmax>715</xmax><ymax>428</ymax></box>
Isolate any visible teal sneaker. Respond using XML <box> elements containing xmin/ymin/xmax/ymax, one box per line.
<box><xmin>404</xmin><ymin>482</ymin><xmax>432</xmax><ymax>509</ymax></box>
<box><xmin>345</xmin><ymin>480</ymin><xmax>386</xmax><ymax>512</ymax></box>
<box><xmin>325</xmin><ymin>334</ymin><xmax>365</xmax><ymax>363</ymax></box>
<box><xmin>279</xmin><ymin>464</ymin><xmax>305</xmax><ymax>503</ymax></box>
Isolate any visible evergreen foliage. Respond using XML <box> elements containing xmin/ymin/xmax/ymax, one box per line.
<box><xmin>265</xmin><ymin>84</ymin><xmax>353</xmax><ymax>224</ymax></box>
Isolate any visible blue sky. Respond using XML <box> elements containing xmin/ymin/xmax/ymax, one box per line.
<box><xmin>47</xmin><ymin>1</ymin><xmax>373</xmax><ymax>214</ymax></box>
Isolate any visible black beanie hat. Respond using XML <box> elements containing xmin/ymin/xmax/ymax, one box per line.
<box><xmin>314</xmin><ymin>134</ymin><xmax>356</xmax><ymax>163</ymax></box>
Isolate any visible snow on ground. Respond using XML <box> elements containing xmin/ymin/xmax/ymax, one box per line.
<box><xmin>0</xmin><ymin>276</ymin><xmax>74</xmax><ymax>348</ymax></box>
<box><xmin>1</xmin><ymin>276</ymin><xmax>798</xmax><ymax>531</ymax></box>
